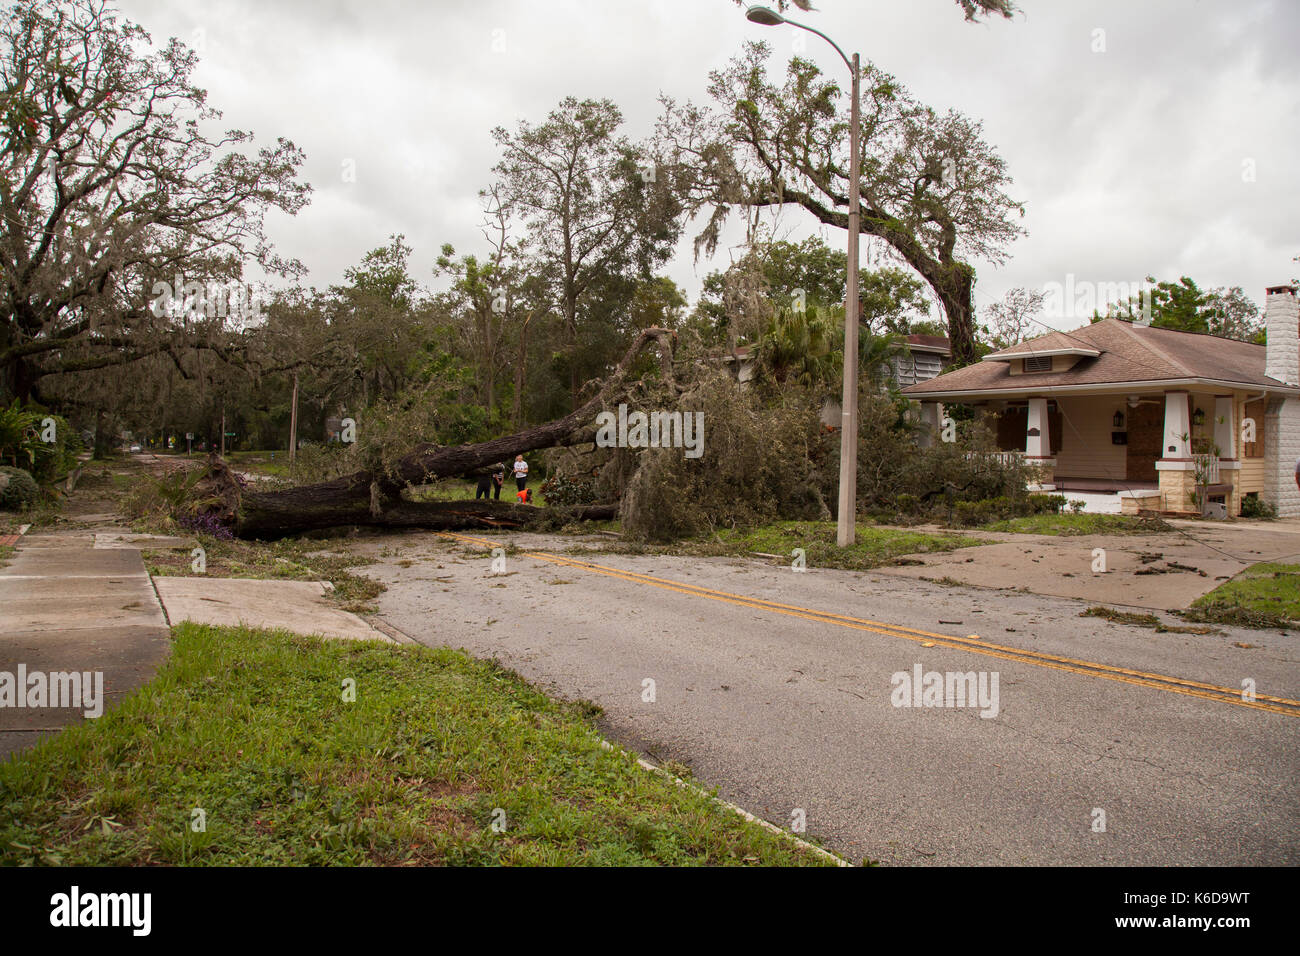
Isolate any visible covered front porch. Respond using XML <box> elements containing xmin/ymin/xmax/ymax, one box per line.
<box><xmin>921</xmin><ymin>390</ymin><xmax>1260</xmax><ymax>516</ymax></box>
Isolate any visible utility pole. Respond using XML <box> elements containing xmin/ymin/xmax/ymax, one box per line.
<box><xmin>744</xmin><ymin>6</ymin><xmax>862</xmax><ymax>547</ymax></box>
<box><xmin>836</xmin><ymin>52</ymin><xmax>861</xmax><ymax>547</ymax></box>
<box><xmin>289</xmin><ymin>370</ymin><xmax>299</xmax><ymax>463</ymax></box>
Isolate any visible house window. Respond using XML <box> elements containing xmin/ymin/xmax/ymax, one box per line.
<box><xmin>1023</xmin><ymin>355</ymin><xmax>1052</xmax><ymax>373</ymax></box>
<box><xmin>913</xmin><ymin>354</ymin><xmax>942</xmax><ymax>381</ymax></box>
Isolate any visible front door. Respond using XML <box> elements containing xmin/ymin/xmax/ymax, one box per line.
<box><xmin>1126</xmin><ymin>400</ymin><xmax>1163</xmax><ymax>482</ymax></box>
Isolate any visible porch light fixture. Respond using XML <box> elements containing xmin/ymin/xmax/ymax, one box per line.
<box><xmin>1192</xmin><ymin>407</ymin><xmax>1206</xmax><ymax>427</ymax></box>
<box><xmin>1112</xmin><ymin>411</ymin><xmax>1125</xmax><ymax>429</ymax></box>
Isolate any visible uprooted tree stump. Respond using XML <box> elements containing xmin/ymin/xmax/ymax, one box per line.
<box><xmin>213</xmin><ymin>327</ymin><xmax>676</xmax><ymax>539</ymax></box>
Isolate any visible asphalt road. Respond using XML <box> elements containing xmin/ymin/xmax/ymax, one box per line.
<box><xmin>359</xmin><ymin>531</ymin><xmax>1300</xmax><ymax>866</ymax></box>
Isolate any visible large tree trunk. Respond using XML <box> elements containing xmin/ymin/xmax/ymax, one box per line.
<box><xmin>229</xmin><ymin>326</ymin><xmax>676</xmax><ymax>539</ymax></box>
<box><xmin>237</xmin><ymin>492</ymin><xmax>615</xmax><ymax>539</ymax></box>
<box><xmin>934</xmin><ymin>262</ymin><xmax>977</xmax><ymax>366</ymax></box>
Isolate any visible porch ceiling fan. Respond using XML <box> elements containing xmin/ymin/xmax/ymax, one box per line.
<box><xmin>1126</xmin><ymin>395</ymin><xmax>1161</xmax><ymax>408</ymax></box>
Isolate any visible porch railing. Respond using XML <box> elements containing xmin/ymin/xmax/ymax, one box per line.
<box><xmin>965</xmin><ymin>451</ymin><xmax>1023</xmax><ymax>468</ymax></box>
<box><xmin>1193</xmin><ymin>454</ymin><xmax>1222</xmax><ymax>485</ymax></box>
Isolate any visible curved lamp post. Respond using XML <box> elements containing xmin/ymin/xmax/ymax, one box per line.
<box><xmin>745</xmin><ymin>5</ymin><xmax>862</xmax><ymax>547</ymax></box>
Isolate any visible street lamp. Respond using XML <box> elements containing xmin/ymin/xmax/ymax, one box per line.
<box><xmin>745</xmin><ymin>5</ymin><xmax>862</xmax><ymax>547</ymax></box>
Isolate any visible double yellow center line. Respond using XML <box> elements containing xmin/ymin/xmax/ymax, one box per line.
<box><xmin>436</xmin><ymin>531</ymin><xmax>1300</xmax><ymax>718</ymax></box>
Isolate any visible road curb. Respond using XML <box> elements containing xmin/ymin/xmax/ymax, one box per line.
<box><xmin>598</xmin><ymin>740</ymin><xmax>852</xmax><ymax>867</ymax></box>
<box><xmin>377</xmin><ymin>611</ymin><xmax>851</xmax><ymax>865</ymax></box>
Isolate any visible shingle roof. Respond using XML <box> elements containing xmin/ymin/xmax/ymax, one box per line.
<box><xmin>900</xmin><ymin>318</ymin><xmax>1292</xmax><ymax>397</ymax></box>
<box><xmin>905</xmin><ymin>334</ymin><xmax>952</xmax><ymax>354</ymax></box>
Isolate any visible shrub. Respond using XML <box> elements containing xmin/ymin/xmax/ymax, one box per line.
<box><xmin>952</xmin><ymin>500</ymin><xmax>994</xmax><ymax>526</ymax></box>
<box><xmin>1240</xmin><ymin>494</ymin><xmax>1276</xmax><ymax>519</ymax></box>
<box><xmin>0</xmin><ymin>466</ymin><xmax>39</xmax><ymax>511</ymax></box>
<box><xmin>122</xmin><ymin>467</ymin><xmax>204</xmax><ymax>522</ymax></box>
<box><xmin>940</xmin><ymin>493</ymin><xmax>1067</xmax><ymax>527</ymax></box>
<box><xmin>620</xmin><ymin>374</ymin><xmax>831</xmax><ymax>541</ymax></box>
<box><xmin>1029</xmin><ymin>494</ymin><xmax>1067</xmax><ymax>514</ymax></box>
<box><xmin>178</xmin><ymin>511</ymin><xmax>234</xmax><ymax>540</ymax></box>
<box><xmin>856</xmin><ymin>393</ymin><xmax>1031</xmax><ymax>513</ymax></box>
<box><xmin>541</xmin><ymin>470</ymin><xmax>600</xmax><ymax>507</ymax></box>
<box><xmin>0</xmin><ymin>403</ymin><xmax>81</xmax><ymax>481</ymax></box>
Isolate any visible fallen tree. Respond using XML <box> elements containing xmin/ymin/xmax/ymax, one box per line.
<box><xmin>218</xmin><ymin>327</ymin><xmax>677</xmax><ymax>539</ymax></box>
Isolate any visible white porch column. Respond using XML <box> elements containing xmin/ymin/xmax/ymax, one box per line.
<box><xmin>1155</xmin><ymin>390</ymin><xmax>1194</xmax><ymax>511</ymax></box>
<box><xmin>1162</xmin><ymin>391</ymin><xmax>1190</xmax><ymax>458</ymax></box>
<box><xmin>1026</xmin><ymin>398</ymin><xmax>1050</xmax><ymax>458</ymax></box>
<box><xmin>1213</xmin><ymin>395</ymin><xmax>1235</xmax><ymax>459</ymax></box>
<box><xmin>1025</xmin><ymin>397</ymin><xmax>1056</xmax><ymax>490</ymax></box>
<box><xmin>917</xmin><ymin>401</ymin><xmax>942</xmax><ymax>448</ymax></box>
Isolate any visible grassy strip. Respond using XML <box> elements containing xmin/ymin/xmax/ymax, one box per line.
<box><xmin>982</xmin><ymin>514</ymin><xmax>1171</xmax><ymax>536</ymax></box>
<box><xmin>144</xmin><ymin>535</ymin><xmax>384</xmax><ymax>613</ymax></box>
<box><xmin>1079</xmin><ymin>606</ymin><xmax>1216</xmax><ymax>635</ymax></box>
<box><xmin>0</xmin><ymin>623</ymin><xmax>834</xmax><ymax>866</ymax></box>
<box><xmin>223</xmin><ymin>451</ymin><xmax>290</xmax><ymax>479</ymax></box>
<box><xmin>1181</xmin><ymin>563</ymin><xmax>1300</xmax><ymax>630</ymax></box>
<box><xmin>685</xmin><ymin>520</ymin><xmax>986</xmax><ymax>571</ymax></box>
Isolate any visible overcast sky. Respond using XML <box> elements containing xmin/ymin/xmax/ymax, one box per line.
<box><xmin>118</xmin><ymin>0</ymin><xmax>1298</xmax><ymax>330</ymax></box>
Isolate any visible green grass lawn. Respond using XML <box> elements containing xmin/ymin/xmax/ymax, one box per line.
<box><xmin>224</xmin><ymin>450</ymin><xmax>290</xmax><ymax>478</ymax></box>
<box><xmin>1184</xmin><ymin>563</ymin><xmax>1300</xmax><ymax>628</ymax></box>
<box><xmin>980</xmin><ymin>513</ymin><xmax>1170</xmax><ymax>536</ymax></box>
<box><xmin>691</xmin><ymin>520</ymin><xmax>986</xmax><ymax>571</ymax></box>
<box><xmin>0</xmin><ymin>623</ymin><xmax>835</xmax><ymax>866</ymax></box>
<box><xmin>407</xmin><ymin>480</ymin><xmax>486</xmax><ymax>502</ymax></box>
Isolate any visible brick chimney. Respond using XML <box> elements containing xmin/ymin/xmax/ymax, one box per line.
<box><xmin>1265</xmin><ymin>284</ymin><xmax>1299</xmax><ymax>386</ymax></box>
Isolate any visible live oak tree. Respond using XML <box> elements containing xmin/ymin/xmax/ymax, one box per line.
<box><xmin>224</xmin><ymin>325</ymin><xmax>681</xmax><ymax>538</ymax></box>
<box><xmin>983</xmin><ymin>286</ymin><xmax>1047</xmax><ymax>349</ymax></box>
<box><xmin>325</xmin><ymin>235</ymin><xmax>436</xmax><ymax>408</ymax></box>
<box><xmin>489</xmin><ymin>96</ymin><xmax>683</xmax><ymax>407</ymax></box>
<box><xmin>0</xmin><ymin>0</ymin><xmax>310</xmax><ymax>403</ymax></box>
<box><xmin>434</xmin><ymin>188</ymin><xmax>550</xmax><ymax>422</ymax></box>
<box><xmin>655</xmin><ymin>40</ymin><xmax>1025</xmax><ymax>365</ymax></box>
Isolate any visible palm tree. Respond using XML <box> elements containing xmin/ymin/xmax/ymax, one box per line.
<box><xmin>758</xmin><ymin>303</ymin><xmax>907</xmax><ymax>394</ymax></box>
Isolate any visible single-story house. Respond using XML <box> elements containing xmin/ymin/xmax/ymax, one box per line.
<box><xmin>899</xmin><ymin>284</ymin><xmax>1300</xmax><ymax>518</ymax></box>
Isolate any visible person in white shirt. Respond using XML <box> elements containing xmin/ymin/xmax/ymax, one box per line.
<box><xmin>513</xmin><ymin>455</ymin><xmax>529</xmax><ymax>493</ymax></box>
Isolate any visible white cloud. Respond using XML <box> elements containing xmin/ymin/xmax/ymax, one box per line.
<box><xmin>118</xmin><ymin>0</ymin><xmax>1299</xmax><ymax>323</ymax></box>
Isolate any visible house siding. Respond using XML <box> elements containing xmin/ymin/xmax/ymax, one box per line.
<box><xmin>1236</xmin><ymin>394</ymin><xmax>1266</xmax><ymax>496</ymax></box>
<box><xmin>1240</xmin><ymin>459</ymin><xmax>1265</xmax><ymax>495</ymax></box>
<box><xmin>1054</xmin><ymin>395</ymin><xmax>1128</xmax><ymax>479</ymax></box>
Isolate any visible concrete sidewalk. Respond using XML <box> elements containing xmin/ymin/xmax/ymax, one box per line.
<box><xmin>0</xmin><ymin>531</ymin><xmax>172</xmax><ymax>761</ymax></box>
<box><xmin>152</xmin><ymin>577</ymin><xmax>394</xmax><ymax>643</ymax></box>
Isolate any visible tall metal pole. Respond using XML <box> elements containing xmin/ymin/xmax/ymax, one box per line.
<box><xmin>289</xmin><ymin>370</ymin><xmax>299</xmax><ymax>464</ymax></box>
<box><xmin>743</xmin><ymin>7</ymin><xmax>862</xmax><ymax>547</ymax></box>
<box><xmin>836</xmin><ymin>54</ymin><xmax>861</xmax><ymax>547</ymax></box>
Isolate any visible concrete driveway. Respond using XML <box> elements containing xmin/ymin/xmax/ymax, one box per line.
<box><xmin>355</xmin><ymin>529</ymin><xmax>1300</xmax><ymax>866</ymax></box>
<box><xmin>874</xmin><ymin>520</ymin><xmax>1300</xmax><ymax>609</ymax></box>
